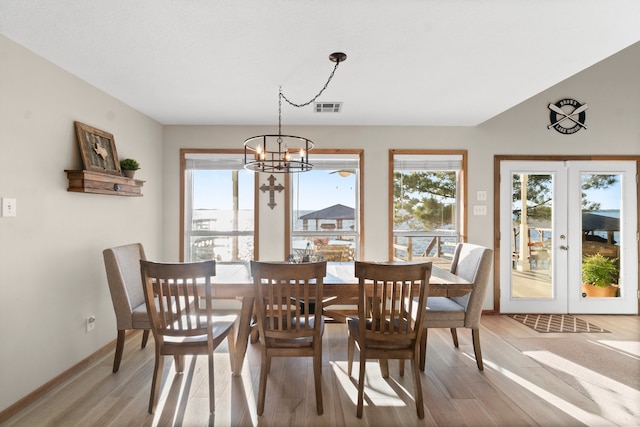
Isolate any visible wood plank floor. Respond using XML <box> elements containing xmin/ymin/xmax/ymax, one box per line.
<box><xmin>3</xmin><ymin>315</ymin><xmax>639</xmax><ymax>426</ymax></box>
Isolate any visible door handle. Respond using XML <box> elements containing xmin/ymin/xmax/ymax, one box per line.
<box><xmin>560</xmin><ymin>245</ymin><xmax>569</xmax><ymax>251</ymax></box>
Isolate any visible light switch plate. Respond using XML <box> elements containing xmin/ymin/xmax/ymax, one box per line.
<box><xmin>2</xmin><ymin>198</ymin><xmax>16</xmax><ymax>217</ymax></box>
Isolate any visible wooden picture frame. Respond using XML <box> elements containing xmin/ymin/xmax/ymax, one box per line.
<box><xmin>74</xmin><ymin>121</ymin><xmax>121</xmax><ymax>176</ymax></box>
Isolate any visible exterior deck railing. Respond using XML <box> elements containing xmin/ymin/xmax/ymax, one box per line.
<box><xmin>392</xmin><ymin>233</ymin><xmax>458</xmax><ymax>266</ymax></box>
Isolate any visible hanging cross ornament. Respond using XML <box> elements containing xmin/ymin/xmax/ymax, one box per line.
<box><xmin>259</xmin><ymin>174</ymin><xmax>284</xmax><ymax>209</ymax></box>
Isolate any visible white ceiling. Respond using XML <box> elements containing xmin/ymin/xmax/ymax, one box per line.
<box><xmin>2</xmin><ymin>0</ymin><xmax>639</xmax><ymax>127</ymax></box>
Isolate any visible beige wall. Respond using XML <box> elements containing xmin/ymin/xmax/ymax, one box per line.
<box><xmin>1</xmin><ymin>32</ymin><xmax>638</xmax><ymax>413</ymax></box>
<box><xmin>0</xmin><ymin>36</ymin><xmax>164</xmax><ymax>412</ymax></box>
<box><xmin>162</xmin><ymin>42</ymin><xmax>640</xmax><ymax>311</ymax></box>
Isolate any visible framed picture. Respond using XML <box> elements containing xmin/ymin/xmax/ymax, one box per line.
<box><xmin>74</xmin><ymin>121</ymin><xmax>121</xmax><ymax>176</ymax></box>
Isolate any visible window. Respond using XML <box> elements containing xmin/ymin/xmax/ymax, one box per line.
<box><xmin>390</xmin><ymin>151</ymin><xmax>466</xmax><ymax>263</ymax></box>
<box><xmin>182</xmin><ymin>150</ymin><xmax>256</xmax><ymax>263</ymax></box>
<box><xmin>289</xmin><ymin>151</ymin><xmax>362</xmax><ymax>262</ymax></box>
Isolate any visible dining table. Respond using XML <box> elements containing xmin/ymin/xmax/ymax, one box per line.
<box><xmin>209</xmin><ymin>261</ymin><xmax>473</xmax><ymax>375</ymax></box>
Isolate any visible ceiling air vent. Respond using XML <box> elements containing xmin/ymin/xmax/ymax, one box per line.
<box><xmin>314</xmin><ymin>102</ymin><xmax>342</xmax><ymax>113</ymax></box>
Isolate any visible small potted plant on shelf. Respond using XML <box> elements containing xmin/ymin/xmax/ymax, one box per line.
<box><xmin>581</xmin><ymin>253</ymin><xmax>619</xmax><ymax>297</ymax></box>
<box><xmin>120</xmin><ymin>158</ymin><xmax>140</xmax><ymax>179</ymax></box>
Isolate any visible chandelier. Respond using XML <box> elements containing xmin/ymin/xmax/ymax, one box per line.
<box><xmin>243</xmin><ymin>52</ymin><xmax>347</xmax><ymax>173</ymax></box>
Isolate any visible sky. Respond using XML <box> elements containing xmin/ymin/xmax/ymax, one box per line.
<box><xmin>291</xmin><ymin>170</ymin><xmax>356</xmax><ymax>211</ymax></box>
<box><xmin>583</xmin><ymin>180</ymin><xmax>621</xmax><ymax>210</ymax></box>
<box><xmin>193</xmin><ymin>169</ymin><xmax>356</xmax><ymax>211</ymax></box>
<box><xmin>194</xmin><ymin>170</ymin><xmax>624</xmax><ymax>212</ymax></box>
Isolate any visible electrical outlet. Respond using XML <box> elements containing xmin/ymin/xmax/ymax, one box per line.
<box><xmin>473</xmin><ymin>205</ymin><xmax>487</xmax><ymax>216</ymax></box>
<box><xmin>86</xmin><ymin>315</ymin><xmax>96</xmax><ymax>332</ymax></box>
<box><xmin>476</xmin><ymin>191</ymin><xmax>487</xmax><ymax>201</ymax></box>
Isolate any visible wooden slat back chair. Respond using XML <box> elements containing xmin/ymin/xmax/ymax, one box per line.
<box><xmin>250</xmin><ymin>261</ymin><xmax>327</xmax><ymax>416</ymax></box>
<box><xmin>419</xmin><ymin>243</ymin><xmax>493</xmax><ymax>371</ymax></box>
<box><xmin>347</xmin><ymin>261</ymin><xmax>432</xmax><ymax>419</ymax></box>
<box><xmin>140</xmin><ymin>260</ymin><xmax>238</xmax><ymax>414</ymax></box>
<box><xmin>103</xmin><ymin>243</ymin><xmax>150</xmax><ymax>373</ymax></box>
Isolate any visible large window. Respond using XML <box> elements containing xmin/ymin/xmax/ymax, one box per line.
<box><xmin>182</xmin><ymin>150</ymin><xmax>255</xmax><ymax>263</ymax></box>
<box><xmin>289</xmin><ymin>151</ymin><xmax>362</xmax><ymax>262</ymax></box>
<box><xmin>390</xmin><ymin>151</ymin><xmax>466</xmax><ymax>263</ymax></box>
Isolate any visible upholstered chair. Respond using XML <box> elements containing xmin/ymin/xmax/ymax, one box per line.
<box><xmin>420</xmin><ymin>243</ymin><xmax>493</xmax><ymax>371</ymax></box>
<box><xmin>103</xmin><ymin>243</ymin><xmax>150</xmax><ymax>373</ymax></box>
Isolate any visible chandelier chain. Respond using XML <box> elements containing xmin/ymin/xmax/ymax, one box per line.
<box><xmin>244</xmin><ymin>52</ymin><xmax>345</xmax><ymax>173</ymax></box>
<box><xmin>278</xmin><ymin>89</ymin><xmax>282</xmax><ymax>136</ymax></box>
<box><xmin>279</xmin><ymin>60</ymin><xmax>341</xmax><ymax>109</ymax></box>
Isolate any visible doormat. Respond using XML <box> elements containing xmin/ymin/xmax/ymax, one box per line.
<box><xmin>507</xmin><ymin>314</ymin><xmax>610</xmax><ymax>333</ymax></box>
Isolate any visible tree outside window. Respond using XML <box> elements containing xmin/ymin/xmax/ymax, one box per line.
<box><xmin>391</xmin><ymin>151</ymin><xmax>465</xmax><ymax>263</ymax></box>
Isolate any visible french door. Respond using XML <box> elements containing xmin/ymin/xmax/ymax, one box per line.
<box><xmin>500</xmin><ymin>160</ymin><xmax>637</xmax><ymax>314</ymax></box>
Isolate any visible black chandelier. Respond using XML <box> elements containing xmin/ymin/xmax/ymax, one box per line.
<box><xmin>243</xmin><ymin>52</ymin><xmax>347</xmax><ymax>173</ymax></box>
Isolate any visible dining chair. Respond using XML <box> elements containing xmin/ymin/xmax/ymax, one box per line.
<box><xmin>140</xmin><ymin>259</ymin><xmax>238</xmax><ymax>414</ymax></box>
<box><xmin>250</xmin><ymin>260</ymin><xmax>327</xmax><ymax>416</ymax></box>
<box><xmin>347</xmin><ymin>261</ymin><xmax>432</xmax><ymax>419</ymax></box>
<box><xmin>103</xmin><ymin>243</ymin><xmax>150</xmax><ymax>373</ymax></box>
<box><xmin>419</xmin><ymin>242</ymin><xmax>493</xmax><ymax>371</ymax></box>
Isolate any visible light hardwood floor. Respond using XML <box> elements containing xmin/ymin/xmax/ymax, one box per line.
<box><xmin>3</xmin><ymin>315</ymin><xmax>639</xmax><ymax>426</ymax></box>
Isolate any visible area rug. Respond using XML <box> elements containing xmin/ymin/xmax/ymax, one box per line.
<box><xmin>508</xmin><ymin>314</ymin><xmax>610</xmax><ymax>333</ymax></box>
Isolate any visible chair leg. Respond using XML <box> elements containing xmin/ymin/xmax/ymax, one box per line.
<box><xmin>356</xmin><ymin>350</ymin><xmax>366</xmax><ymax>419</ymax></box>
<box><xmin>113</xmin><ymin>330</ymin><xmax>126</xmax><ymax>373</ymax></box>
<box><xmin>148</xmin><ymin>351</ymin><xmax>164</xmax><ymax>413</ymax></box>
<box><xmin>227</xmin><ymin>322</ymin><xmax>238</xmax><ymax>374</ymax></box>
<box><xmin>411</xmin><ymin>356</ymin><xmax>425</xmax><ymax>419</ymax></box>
<box><xmin>472</xmin><ymin>328</ymin><xmax>483</xmax><ymax>370</ymax></box>
<box><xmin>174</xmin><ymin>355</ymin><xmax>184</xmax><ymax>373</ymax></box>
<box><xmin>141</xmin><ymin>330</ymin><xmax>150</xmax><ymax>349</ymax></box>
<box><xmin>208</xmin><ymin>352</ymin><xmax>215</xmax><ymax>413</ymax></box>
<box><xmin>347</xmin><ymin>335</ymin><xmax>355</xmax><ymax>376</ymax></box>
<box><xmin>257</xmin><ymin>350</ymin><xmax>269</xmax><ymax>416</ymax></box>
<box><xmin>399</xmin><ymin>359</ymin><xmax>405</xmax><ymax>376</ymax></box>
<box><xmin>419</xmin><ymin>329</ymin><xmax>427</xmax><ymax>372</ymax></box>
<box><xmin>265</xmin><ymin>352</ymin><xmax>272</xmax><ymax>374</ymax></box>
<box><xmin>450</xmin><ymin>328</ymin><xmax>459</xmax><ymax>348</ymax></box>
<box><xmin>379</xmin><ymin>359</ymin><xmax>389</xmax><ymax>378</ymax></box>
<box><xmin>313</xmin><ymin>344</ymin><xmax>323</xmax><ymax>415</ymax></box>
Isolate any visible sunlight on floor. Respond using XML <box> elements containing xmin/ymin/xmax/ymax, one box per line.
<box><xmin>239</xmin><ymin>359</ymin><xmax>259</xmax><ymax>426</ymax></box>
<box><xmin>595</xmin><ymin>339</ymin><xmax>640</xmax><ymax>358</ymax></box>
<box><xmin>522</xmin><ymin>350</ymin><xmax>640</xmax><ymax>426</ymax></box>
<box><xmin>483</xmin><ymin>359</ymin><xmax>613</xmax><ymax>426</ymax></box>
<box><xmin>331</xmin><ymin>360</ymin><xmax>410</xmax><ymax>408</ymax></box>
<box><xmin>150</xmin><ymin>351</ymin><xmax>256</xmax><ymax>426</ymax></box>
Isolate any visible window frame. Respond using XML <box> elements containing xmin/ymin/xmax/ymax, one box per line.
<box><xmin>285</xmin><ymin>149</ymin><xmax>364</xmax><ymax>260</ymax></box>
<box><xmin>180</xmin><ymin>148</ymin><xmax>259</xmax><ymax>262</ymax></box>
<box><xmin>388</xmin><ymin>149</ymin><xmax>467</xmax><ymax>262</ymax></box>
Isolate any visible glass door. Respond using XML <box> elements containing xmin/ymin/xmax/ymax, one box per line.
<box><xmin>500</xmin><ymin>162</ymin><xmax>568</xmax><ymax>313</ymax></box>
<box><xmin>568</xmin><ymin>161</ymin><xmax>637</xmax><ymax>314</ymax></box>
<box><xmin>500</xmin><ymin>160</ymin><xmax>637</xmax><ymax>314</ymax></box>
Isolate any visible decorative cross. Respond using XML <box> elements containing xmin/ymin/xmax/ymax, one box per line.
<box><xmin>259</xmin><ymin>174</ymin><xmax>284</xmax><ymax>210</ymax></box>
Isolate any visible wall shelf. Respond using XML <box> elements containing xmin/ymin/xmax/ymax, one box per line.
<box><xmin>65</xmin><ymin>170</ymin><xmax>144</xmax><ymax>196</ymax></box>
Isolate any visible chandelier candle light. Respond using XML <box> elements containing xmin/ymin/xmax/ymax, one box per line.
<box><xmin>244</xmin><ymin>52</ymin><xmax>347</xmax><ymax>173</ymax></box>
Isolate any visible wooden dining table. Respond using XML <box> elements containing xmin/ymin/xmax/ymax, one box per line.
<box><xmin>209</xmin><ymin>261</ymin><xmax>472</xmax><ymax>375</ymax></box>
